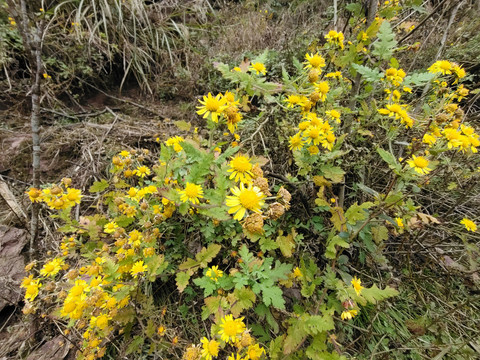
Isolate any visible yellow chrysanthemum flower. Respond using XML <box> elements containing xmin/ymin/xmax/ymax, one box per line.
<box><xmin>197</xmin><ymin>93</ymin><xmax>227</xmax><ymax>123</ymax></box>
<box><xmin>206</xmin><ymin>265</ymin><xmax>224</xmax><ymax>282</ymax></box>
<box><xmin>249</xmin><ymin>62</ymin><xmax>267</xmax><ymax>75</ymax></box>
<box><xmin>200</xmin><ymin>337</ymin><xmax>220</xmax><ymax>360</ymax></box>
<box><xmin>104</xmin><ymin>222</ymin><xmax>118</xmax><ymax>234</ymax></box>
<box><xmin>321</xmin><ymin>131</ymin><xmax>336</xmax><ymax>151</ymax></box>
<box><xmin>325</xmin><ymin>30</ymin><xmax>344</xmax><ymax>49</ymax></box>
<box><xmin>422</xmin><ymin>133</ymin><xmax>437</xmax><ymax>147</ymax></box>
<box><xmin>395</xmin><ymin>217</ymin><xmax>404</xmax><ymax>228</ymax></box>
<box><xmin>130</xmin><ymin>260</ymin><xmax>147</xmax><ymax>278</ymax></box>
<box><xmin>341</xmin><ymin>309</ymin><xmax>358</xmax><ymax>320</ymax></box>
<box><xmin>247</xmin><ymin>344</ymin><xmax>265</xmax><ymax>360</ymax></box>
<box><xmin>40</xmin><ymin>258</ymin><xmax>64</xmax><ymax>277</ymax></box>
<box><xmin>226</xmin><ymin>183</ymin><xmax>266</xmax><ymax>220</ymax></box>
<box><xmin>304</xmin><ymin>52</ymin><xmax>326</xmax><ymax>70</ymax></box>
<box><xmin>326</xmin><ymin>109</ymin><xmax>341</xmax><ymax>123</ymax></box>
<box><xmin>289</xmin><ymin>133</ymin><xmax>305</xmax><ymax>151</ymax></box>
<box><xmin>227</xmin><ymin>154</ymin><xmax>254</xmax><ymax>183</ymax></box>
<box><xmin>65</xmin><ymin>188</ymin><xmax>82</xmax><ymax>205</ymax></box>
<box><xmin>303</xmin><ymin>126</ymin><xmax>322</xmax><ymax>145</ymax></box>
<box><xmin>218</xmin><ymin>315</ymin><xmax>246</xmax><ymax>343</ymax></box>
<box><xmin>23</xmin><ymin>278</ymin><xmax>42</xmax><ymax>302</ymax></box>
<box><xmin>315</xmin><ymin>81</ymin><xmax>330</xmax><ymax>101</ymax></box>
<box><xmin>90</xmin><ymin>313</ymin><xmax>111</xmax><ymax>330</ymax></box>
<box><xmin>135</xmin><ymin>166</ymin><xmax>151</xmax><ymax>178</ymax></box>
<box><xmin>407</xmin><ymin>155</ymin><xmax>431</xmax><ymax>175</ymax></box>
<box><xmin>307</xmin><ymin>145</ymin><xmax>319</xmax><ymax>155</ymax></box>
<box><xmin>284</xmin><ymin>94</ymin><xmax>307</xmax><ymax>108</ymax></box>
<box><xmin>378</xmin><ymin>103</ymin><xmax>413</xmax><ymax>128</ymax></box>
<box><xmin>351</xmin><ymin>276</ymin><xmax>364</xmax><ymax>296</ymax></box>
<box><xmin>460</xmin><ymin>218</ymin><xmax>477</xmax><ymax>232</ymax></box>
<box><xmin>179</xmin><ymin>183</ymin><xmax>204</xmax><ymax>204</ymax></box>
<box><xmin>26</xmin><ymin>188</ymin><xmax>43</xmax><ymax>202</ymax></box>
<box><xmin>428</xmin><ymin>60</ymin><xmax>453</xmax><ymax>75</ymax></box>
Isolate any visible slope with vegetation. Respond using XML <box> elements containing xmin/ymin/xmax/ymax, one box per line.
<box><xmin>0</xmin><ymin>1</ymin><xmax>479</xmax><ymax>359</ymax></box>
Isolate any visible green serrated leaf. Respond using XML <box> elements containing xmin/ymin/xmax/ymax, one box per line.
<box><xmin>325</xmin><ymin>235</ymin><xmax>350</xmax><ymax>259</ymax></box>
<box><xmin>89</xmin><ymin>179</ymin><xmax>109</xmax><ymax>193</ymax></box>
<box><xmin>283</xmin><ymin>318</ymin><xmax>308</xmax><ymax>355</ymax></box>
<box><xmin>176</xmin><ymin>271</ymin><xmax>191</xmax><ymax>293</ymax></box>
<box><xmin>371</xmin><ymin>226</ymin><xmax>389</xmax><ymax>244</ymax></box>
<box><xmin>126</xmin><ymin>336</ymin><xmax>144</xmax><ymax>355</ymax></box>
<box><xmin>351</xmin><ymin>63</ymin><xmax>382</xmax><ymax>82</ymax></box>
<box><xmin>377</xmin><ymin>148</ymin><xmax>399</xmax><ymax>170</ymax></box>
<box><xmin>115</xmin><ymin>215</ymin><xmax>135</xmax><ymax>228</ymax></box>
<box><xmin>345</xmin><ymin>202</ymin><xmax>374</xmax><ymax>225</ymax></box>
<box><xmin>193</xmin><ymin>276</ymin><xmax>217</xmax><ymax>297</ymax></box>
<box><xmin>319</xmin><ymin>165</ymin><xmax>345</xmax><ymax>183</ymax></box>
<box><xmin>303</xmin><ymin>314</ymin><xmax>335</xmax><ymax>335</ymax></box>
<box><xmin>372</xmin><ymin>21</ymin><xmax>397</xmax><ymax>60</ymax></box>
<box><xmin>361</xmin><ymin>284</ymin><xmax>399</xmax><ymax>304</ymax></box>
<box><xmin>174</xmin><ymin>120</ymin><xmax>191</xmax><ymax>132</ymax></box>
<box><xmin>276</xmin><ymin>232</ymin><xmax>295</xmax><ymax>257</ymax></box>
<box><xmin>269</xmin><ymin>260</ymin><xmax>293</xmax><ymax>282</ymax></box>
<box><xmin>260</xmin><ymin>283</ymin><xmax>285</xmax><ymax>309</ymax></box>
<box><xmin>404</xmin><ymin>72</ymin><xmax>435</xmax><ymax>87</ymax></box>
<box><xmin>195</xmin><ymin>244</ymin><xmax>222</xmax><ymax>268</ymax></box>
<box><xmin>198</xmin><ymin>205</ymin><xmax>230</xmax><ymax>221</ymax></box>
<box><xmin>230</xmin><ymin>287</ymin><xmax>256</xmax><ymax>317</ymax></box>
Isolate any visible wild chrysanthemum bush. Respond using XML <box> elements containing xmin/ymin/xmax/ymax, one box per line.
<box><xmin>23</xmin><ymin>5</ymin><xmax>480</xmax><ymax>359</ymax></box>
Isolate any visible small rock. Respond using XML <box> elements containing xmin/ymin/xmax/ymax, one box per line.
<box><xmin>0</xmin><ymin>226</ymin><xmax>28</xmax><ymax>311</ymax></box>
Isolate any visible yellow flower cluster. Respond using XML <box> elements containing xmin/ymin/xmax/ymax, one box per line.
<box><xmin>288</xmin><ymin>110</ymin><xmax>338</xmax><ymax>154</ymax></box>
<box><xmin>165</xmin><ymin>136</ymin><xmax>185</xmax><ymax>153</ymax></box>
<box><xmin>418</xmin><ymin>66</ymin><xmax>479</xmax><ymax>155</ymax></box>
<box><xmin>378</xmin><ymin>103</ymin><xmax>413</xmax><ymax>128</ymax></box>
<box><xmin>197</xmin><ymin>90</ymin><xmax>244</xmax><ymax>135</ymax></box>
<box><xmin>428</xmin><ymin>60</ymin><xmax>466</xmax><ymax>79</ymax></box>
<box><xmin>325</xmin><ymin>30</ymin><xmax>345</xmax><ymax>49</ymax></box>
<box><xmin>183</xmin><ymin>315</ymin><xmax>265</xmax><ymax>360</ymax></box>
<box><xmin>224</xmin><ymin>152</ymin><xmax>290</xmax><ymax>231</ymax></box>
<box><xmin>112</xmin><ymin>149</ymin><xmax>152</xmax><ymax>179</ymax></box>
<box><xmin>22</xmin><ymin>167</ymin><xmax>169</xmax><ymax>358</ymax></box>
<box><xmin>26</xmin><ymin>178</ymin><xmax>82</xmax><ymax>210</ymax></box>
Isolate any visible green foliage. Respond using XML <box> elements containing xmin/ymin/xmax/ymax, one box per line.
<box><xmin>372</xmin><ymin>21</ymin><xmax>397</xmax><ymax>60</ymax></box>
<box><xmin>19</xmin><ymin>2</ymin><xmax>480</xmax><ymax>359</ymax></box>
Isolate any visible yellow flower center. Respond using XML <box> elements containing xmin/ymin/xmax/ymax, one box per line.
<box><xmin>308</xmin><ymin>127</ymin><xmax>320</xmax><ymax>139</ymax></box>
<box><xmin>222</xmin><ymin>320</ymin><xmax>239</xmax><ymax>337</ymax></box>
<box><xmin>64</xmin><ymin>302</ymin><xmax>76</xmax><ymax>313</ymax></box>
<box><xmin>389</xmin><ymin>104</ymin><xmax>402</xmax><ymax>113</ymax></box>
<box><xmin>413</xmin><ymin>156</ymin><xmax>428</xmax><ymax>168</ymax></box>
<box><xmin>239</xmin><ymin>189</ymin><xmax>260</xmax><ymax>210</ymax></box>
<box><xmin>44</xmin><ymin>264</ymin><xmax>55</xmax><ymax>273</ymax></box>
<box><xmin>96</xmin><ymin>315</ymin><xmax>109</xmax><ymax>330</ymax></box>
<box><xmin>291</xmin><ymin>136</ymin><xmax>301</xmax><ymax>146</ymax></box>
<box><xmin>386</xmin><ymin>68</ymin><xmax>397</xmax><ymax>77</ymax></box>
<box><xmin>70</xmin><ymin>285</ymin><xmax>84</xmax><ymax>297</ymax></box>
<box><xmin>205</xmin><ymin>98</ymin><xmax>220</xmax><ymax>112</ymax></box>
<box><xmin>439</xmin><ymin>61</ymin><xmax>451</xmax><ymax>71</ymax></box>
<box><xmin>231</xmin><ymin>156</ymin><xmax>252</xmax><ymax>172</ymax></box>
<box><xmin>309</xmin><ymin>55</ymin><xmax>324</xmax><ymax>68</ymax></box>
<box><xmin>184</xmin><ymin>183</ymin><xmax>200</xmax><ymax>198</ymax></box>
<box><xmin>208</xmin><ymin>341</ymin><xmax>219</xmax><ymax>355</ymax></box>
<box><xmin>26</xmin><ymin>285</ymin><xmax>38</xmax><ymax>295</ymax></box>
<box><xmin>252</xmin><ymin>63</ymin><xmax>265</xmax><ymax>73</ymax></box>
<box><xmin>317</xmin><ymin>82</ymin><xmax>329</xmax><ymax>94</ymax></box>
<box><xmin>326</xmin><ymin>133</ymin><xmax>335</xmax><ymax>143</ymax></box>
